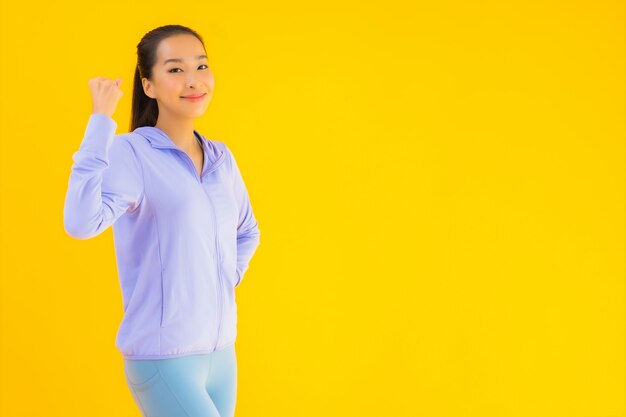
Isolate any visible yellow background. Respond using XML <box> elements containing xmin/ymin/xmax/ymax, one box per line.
<box><xmin>1</xmin><ymin>1</ymin><xmax>624</xmax><ymax>416</ymax></box>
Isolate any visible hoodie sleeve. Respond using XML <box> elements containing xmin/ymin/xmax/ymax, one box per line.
<box><xmin>226</xmin><ymin>145</ymin><xmax>261</xmax><ymax>287</ymax></box>
<box><xmin>63</xmin><ymin>113</ymin><xmax>144</xmax><ymax>240</ymax></box>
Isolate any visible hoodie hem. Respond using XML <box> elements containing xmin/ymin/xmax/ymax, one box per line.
<box><xmin>121</xmin><ymin>339</ymin><xmax>236</xmax><ymax>360</ymax></box>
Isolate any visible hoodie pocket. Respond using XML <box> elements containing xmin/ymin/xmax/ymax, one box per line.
<box><xmin>220</xmin><ymin>246</ymin><xmax>238</xmax><ymax>288</ymax></box>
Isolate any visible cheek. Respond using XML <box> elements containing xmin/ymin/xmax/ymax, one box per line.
<box><xmin>165</xmin><ymin>78</ymin><xmax>180</xmax><ymax>90</ymax></box>
<box><xmin>162</xmin><ymin>80</ymin><xmax>183</xmax><ymax>97</ymax></box>
<box><xmin>206</xmin><ymin>71</ymin><xmax>215</xmax><ymax>87</ymax></box>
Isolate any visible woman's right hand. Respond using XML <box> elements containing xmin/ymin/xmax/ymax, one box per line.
<box><xmin>89</xmin><ymin>77</ymin><xmax>123</xmax><ymax>118</ymax></box>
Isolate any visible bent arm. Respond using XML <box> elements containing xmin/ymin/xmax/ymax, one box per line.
<box><xmin>63</xmin><ymin>113</ymin><xmax>144</xmax><ymax>240</ymax></box>
<box><xmin>227</xmin><ymin>145</ymin><xmax>261</xmax><ymax>287</ymax></box>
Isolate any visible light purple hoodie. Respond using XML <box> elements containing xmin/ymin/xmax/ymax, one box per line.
<box><xmin>63</xmin><ymin>113</ymin><xmax>261</xmax><ymax>359</ymax></box>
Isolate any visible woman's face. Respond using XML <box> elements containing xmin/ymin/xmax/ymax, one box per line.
<box><xmin>142</xmin><ymin>34</ymin><xmax>215</xmax><ymax>119</ymax></box>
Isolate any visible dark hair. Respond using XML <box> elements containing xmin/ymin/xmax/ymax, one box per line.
<box><xmin>130</xmin><ymin>24</ymin><xmax>206</xmax><ymax>132</ymax></box>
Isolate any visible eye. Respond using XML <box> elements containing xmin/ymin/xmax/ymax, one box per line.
<box><xmin>168</xmin><ymin>65</ymin><xmax>209</xmax><ymax>73</ymax></box>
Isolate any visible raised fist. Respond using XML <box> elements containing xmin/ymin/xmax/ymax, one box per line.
<box><xmin>88</xmin><ymin>77</ymin><xmax>123</xmax><ymax>118</ymax></box>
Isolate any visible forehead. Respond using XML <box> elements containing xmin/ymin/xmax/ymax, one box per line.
<box><xmin>156</xmin><ymin>34</ymin><xmax>206</xmax><ymax>64</ymax></box>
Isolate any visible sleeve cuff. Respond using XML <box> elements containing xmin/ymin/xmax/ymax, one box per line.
<box><xmin>78</xmin><ymin>113</ymin><xmax>118</xmax><ymax>155</ymax></box>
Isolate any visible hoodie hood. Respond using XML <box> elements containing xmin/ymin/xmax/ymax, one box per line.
<box><xmin>133</xmin><ymin>125</ymin><xmax>226</xmax><ymax>175</ymax></box>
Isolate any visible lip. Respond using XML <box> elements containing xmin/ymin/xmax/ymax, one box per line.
<box><xmin>181</xmin><ymin>93</ymin><xmax>207</xmax><ymax>101</ymax></box>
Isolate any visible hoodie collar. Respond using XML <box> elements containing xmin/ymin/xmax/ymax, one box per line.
<box><xmin>133</xmin><ymin>126</ymin><xmax>226</xmax><ymax>175</ymax></box>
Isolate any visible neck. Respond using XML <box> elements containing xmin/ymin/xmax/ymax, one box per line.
<box><xmin>154</xmin><ymin>114</ymin><xmax>199</xmax><ymax>153</ymax></box>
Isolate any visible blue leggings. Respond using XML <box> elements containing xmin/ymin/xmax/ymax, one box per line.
<box><xmin>123</xmin><ymin>344</ymin><xmax>237</xmax><ymax>417</ymax></box>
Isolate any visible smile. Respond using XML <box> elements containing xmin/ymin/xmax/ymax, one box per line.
<box><xmin>181</xmin><ymin>93</ymin><xmax>207</xmax><ymax>101</ymax></box>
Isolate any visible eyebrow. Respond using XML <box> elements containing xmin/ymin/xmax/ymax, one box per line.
<box><xmin>163</xmin><ymin>55</ymin><xmax>208</xmax><ymax>65</ymax></box>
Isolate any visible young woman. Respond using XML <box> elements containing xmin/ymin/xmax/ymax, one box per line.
<box><xmin>63</xmin><ymin>24</ymin><xmax>261</xmax><ymax>417</ymax></box>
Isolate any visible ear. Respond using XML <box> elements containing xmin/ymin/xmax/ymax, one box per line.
<box><xmin>142</xmin><ymin>78</ymin><xmax>156</xmax><ymax>99</ymax></box>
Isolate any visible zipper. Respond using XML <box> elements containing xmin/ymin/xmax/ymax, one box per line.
<box><xmin>176</xmin><ymin>144</ymin><xmax>224</xmax><ymax>353</ymax></box>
